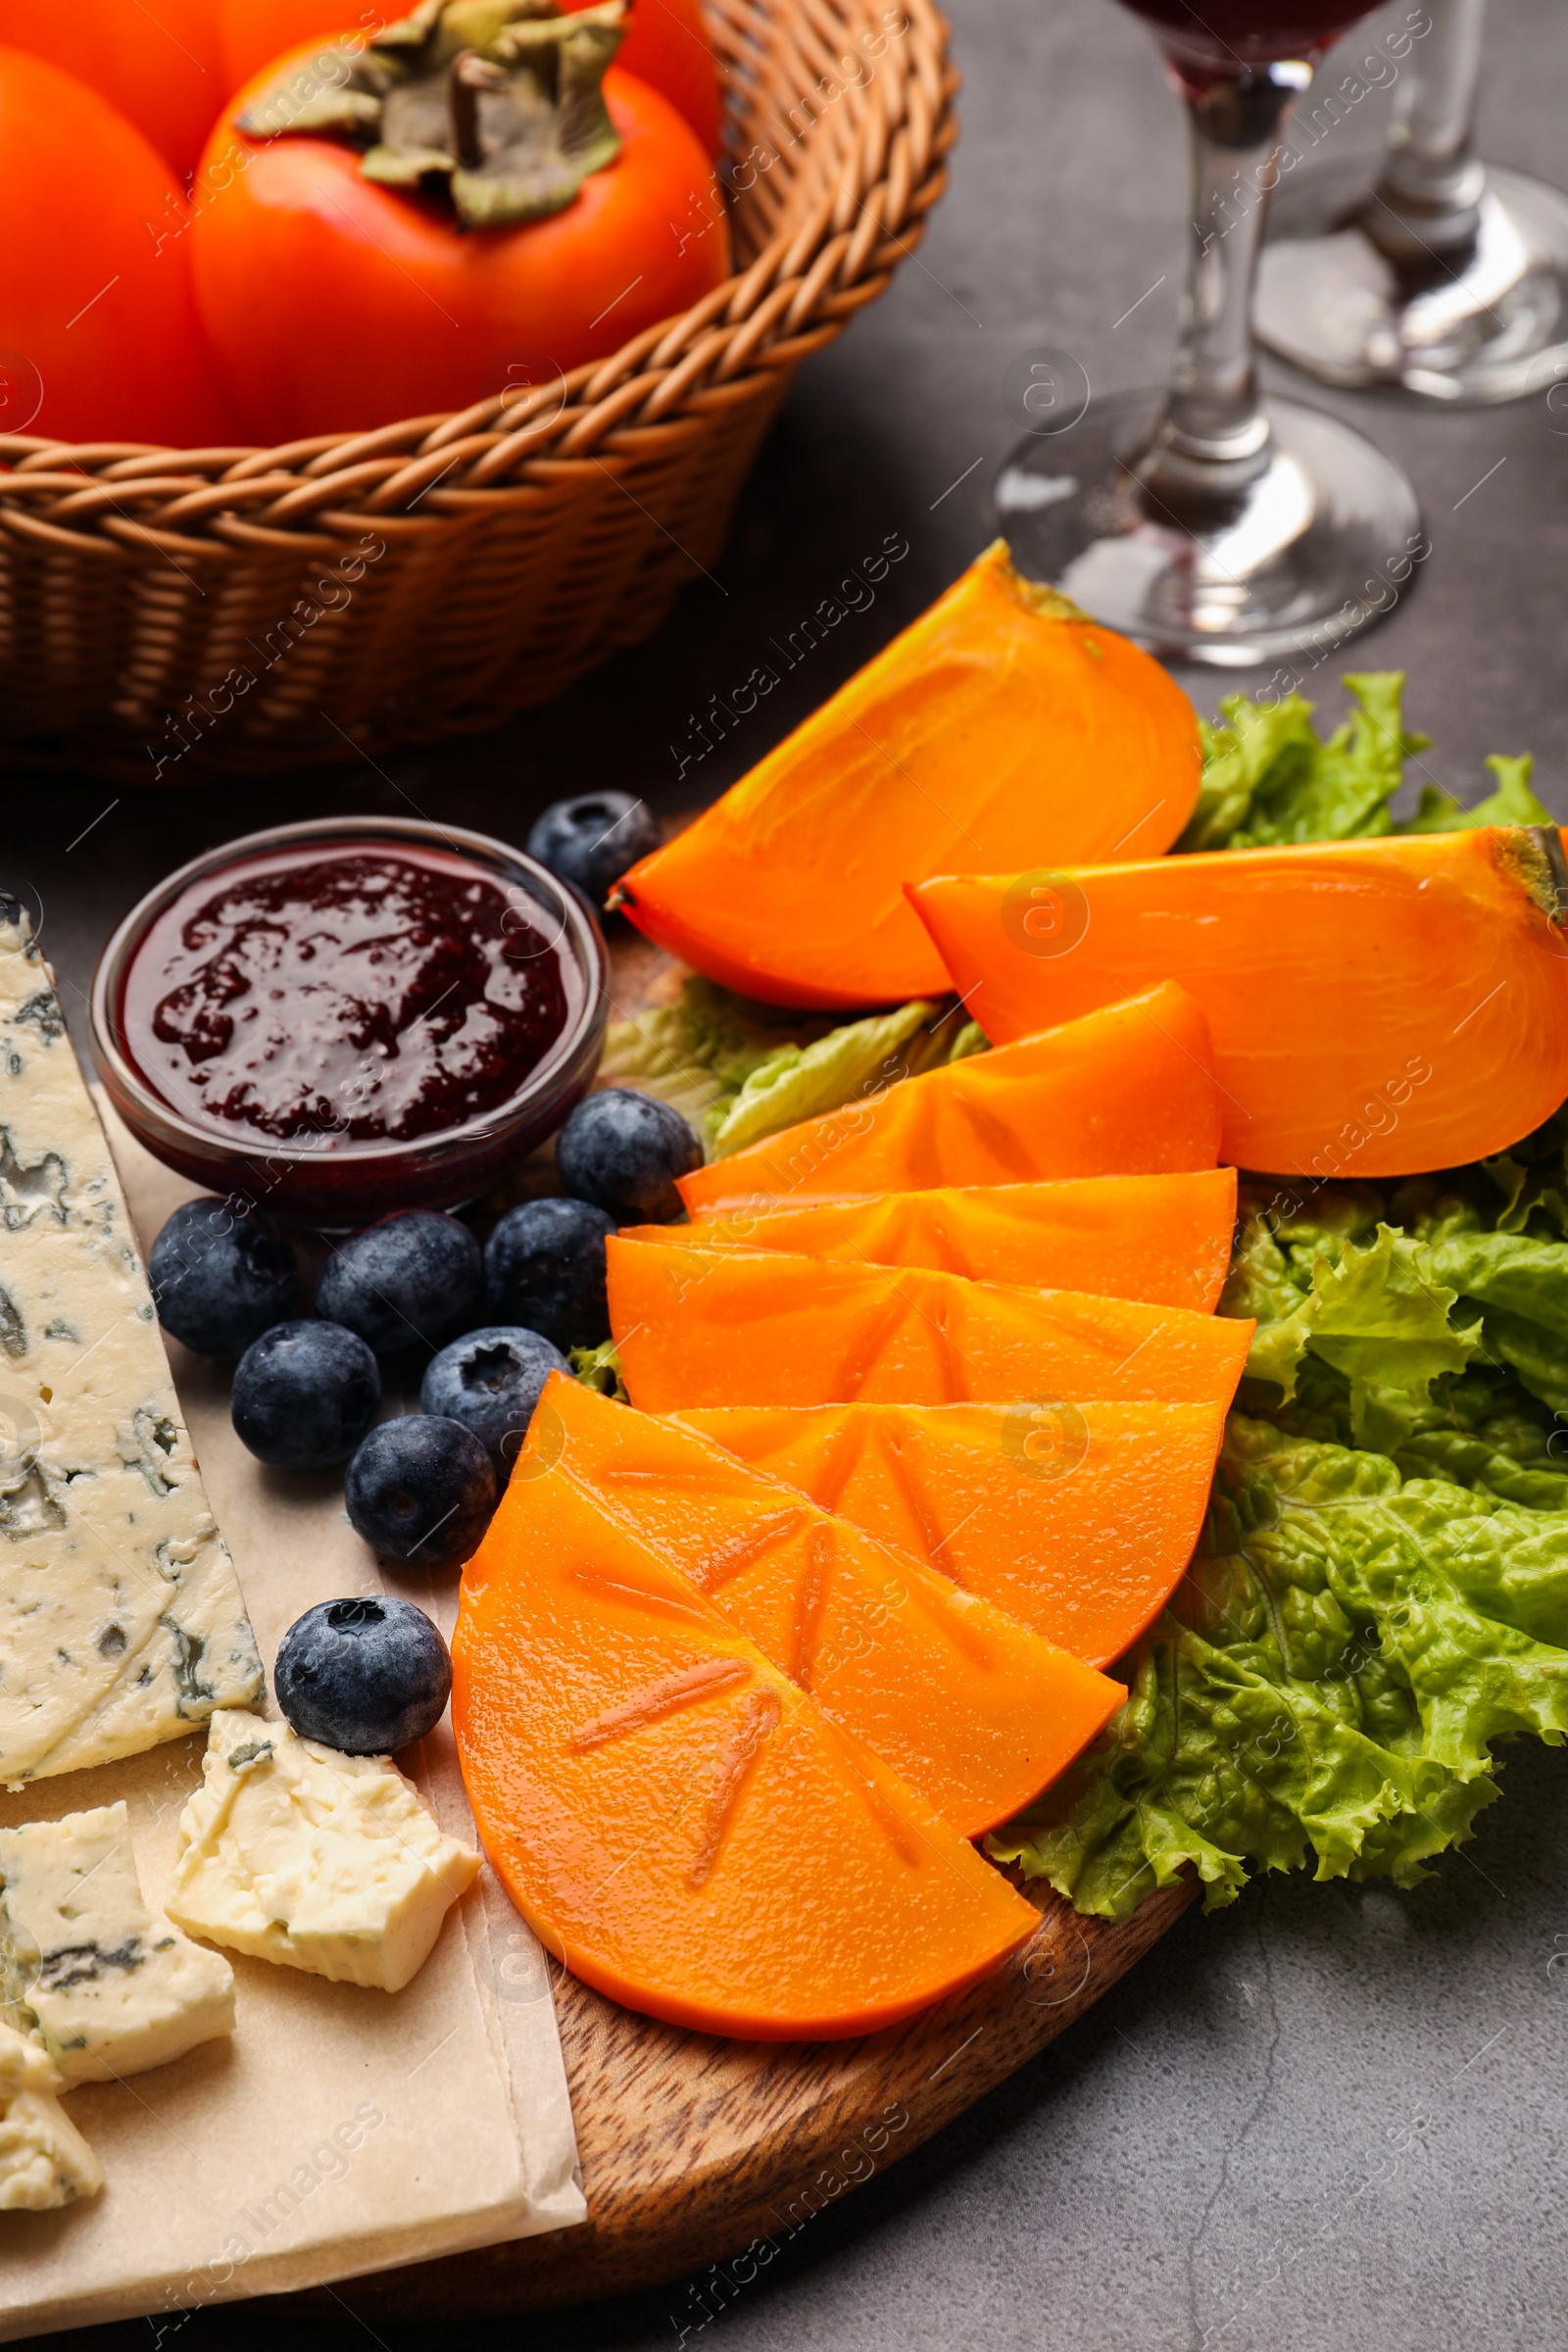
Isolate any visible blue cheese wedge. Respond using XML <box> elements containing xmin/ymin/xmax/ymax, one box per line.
<box><xmin>0</xmin><ymin>2019</ymin><xmax>102</xmax><ymax>2211</ymax></box>
<box><xmin>0</xmin><ymin>907</ymin><xmax>262</xmax><ymax>1786</ymax></box>
<box><xmin>0</xmin><ymin>1800</ymin><xmax>234</xmax><ymax>2085</ymax></box>
<box><xmin>167</xmin><ymin>1709</ymin><xmax>481</xmax><ymax>1992</ymax></box>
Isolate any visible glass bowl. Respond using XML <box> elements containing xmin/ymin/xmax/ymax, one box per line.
<box><xmin>90</xmin><ymin>815</ymin><xmax>609</xmax><ymax>1230</ymax></box>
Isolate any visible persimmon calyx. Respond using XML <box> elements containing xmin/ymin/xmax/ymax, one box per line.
<box><xmin>235</xmin><ymin>0</ymin><xmax>626</xmax><ymax>229</ymax></box>
<box><xmin>1010</xmin><ymin>569</ymin><xmax>1092</xmax><ymax>625</ymax></box>
<box><xmin>1502</xmin><ymin>823</ymin><xmax>1568</xmax><ymax>929</ymax></box>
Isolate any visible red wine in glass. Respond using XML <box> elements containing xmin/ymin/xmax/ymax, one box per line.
<box><xmin>989</xmin><ymin>0</ymin><xmax>1422</xmax><ymax>664</ymax></box>
<box><xmin>1119</xmin><ymin>0</ymin><xmax>1378</xmax><ymax>73</ymax></box>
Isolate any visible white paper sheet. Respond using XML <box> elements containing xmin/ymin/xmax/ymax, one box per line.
<box><xmin>0</xmin><ymin>1110</ymin><xmax>585</xmax><ymax>2341</ymax></box>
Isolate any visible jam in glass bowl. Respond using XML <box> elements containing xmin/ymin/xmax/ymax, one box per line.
<box><xmin>90</xmin><ymin>817</ymin><xmax>610</xmax><ymax>1229</ymax></box>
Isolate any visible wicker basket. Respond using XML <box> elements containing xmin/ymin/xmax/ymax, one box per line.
<box><xmin>0</xmin><ymin>0</ymin><xmax>955</xmax><ymax>782</ymax></box>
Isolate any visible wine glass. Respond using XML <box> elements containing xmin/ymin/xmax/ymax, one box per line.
<box><xmin>1254</xmin><ymin>0</ymin><xmax>1568</xmax><ymax>403</ymax></box>
<box><xmin>992</xmin><ymin>0</ymin><xmax>1421</xmax><ymax>667</ymax></box>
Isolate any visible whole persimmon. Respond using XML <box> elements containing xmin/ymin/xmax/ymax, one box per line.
<box><xmin>219</xmin><ymin>0</ymin><xmax>723</xmax><ymax>153</ymax></box>
<box><xmin>189</xmin><ymin>9</ymin><xmax>731</xmax><ymax>441</ymax></box>
<box><xmin>0</xmin><ymin>0</ymin><xmax>225</xmax><ymax>177</ymax></box>
<box><xmin>562</xmin><ymin>0</ymin><xmax>721</xmax><ymax>156</ymax></box>
<box><xmin>217</xmin><ymin>0</ymin><xmax>388</xmax><ymax>93</ymax></box>
<box><xmin>0</xmin><ymin>48</ymin><xmax>235</xmax><ymax>447</ymax></box>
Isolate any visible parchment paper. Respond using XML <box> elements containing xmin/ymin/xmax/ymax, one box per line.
<box><xmin>0</xmin><ymin>1110</ymin><xmax>586</xmax><ymax>2341</ymax></box>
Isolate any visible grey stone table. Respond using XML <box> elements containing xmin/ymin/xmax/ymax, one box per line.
<box><xmin>16</xmin><ymin>0</ymin><xmax>1568</xmax><ymax>2345</ymax></box>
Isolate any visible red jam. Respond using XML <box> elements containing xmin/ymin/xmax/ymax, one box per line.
<box><xmin>122</xmin><ymin>845</ymin><xmax>571</xmax><ymax>1146</ymax></box>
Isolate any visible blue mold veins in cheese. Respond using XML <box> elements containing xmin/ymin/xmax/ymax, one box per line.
<box><xmin>0</xmin><ymin>1800</ymin><xmax>235</xmax><ymax>2084</ymax></box>
<box><xmin>0</xmin><ymin>908</ymin><xmax>262</xmax><ymax>1784</ymax></box>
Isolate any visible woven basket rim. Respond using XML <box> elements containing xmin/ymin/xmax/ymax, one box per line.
<box><xmin>0</xmin><ymin>0</ymin><xmax>956</xmax><ymax>548</ymax></box>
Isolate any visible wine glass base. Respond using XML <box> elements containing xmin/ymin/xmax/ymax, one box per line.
<box><xmin>1256</xmin><ymin>162</ymin><xmax>1568</xmax><ymax>404</ymax></box>
<box><xmin>991</xmin><ymin>389</ymin><xmax>1422</xmax><ymax>669</ymax></box>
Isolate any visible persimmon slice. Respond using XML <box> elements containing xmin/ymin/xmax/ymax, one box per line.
<box><xmin>614</xmin><ymin>541</ymin><xmax>1201</xmax><ymax>1008</ymax></box>
<box><xmin>676</xmin><ymin>1401</ymin><xmax>1227</xmax><ymax>1670</ymax></box>
<box><xmin>667</xmin><ymin>1166</ymin><xmax>1237</xmax><ymax>1313</ymax></box>
<box><xmin>677</xmin><ymin>983</ymin><xmax>1221</xmax><ymax>1215</ymax></box>
<box><xmin>909</xmin><ymin>827</ymin><xmax>1568</xmax><ymax>1177</ymax></box>
<box><xmin>453</xmin><ymin>1464</ymin><xmax>1039</xmax><ymax>2038</ymax></box>
<box><xmin>609</xmin><ymin>1237</ymin><xmax>1255</xmax><ymax>1412</ymax></box>
<box><xmin>518</xmin><ymin>1374</ymin><xmax>1123</xmax><ymax>1836</ymax></box>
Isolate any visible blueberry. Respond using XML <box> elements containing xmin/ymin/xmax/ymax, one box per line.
<box><xmin>345</xmin><ymin>1415</ymin><xmax>498</xmax><ymax>1567</ymax></box>
<box><xmin>556</xmin><ymin>1089</ymin><xmax>702</xmax><ymax>1223</ymax></box>
<box><xmin>316</xmin><ymin>1211</ymin><xmax>481</xmax><ymax>1356</ymax></box>
<box><xmin>273</xmin><ymin>1594</ymin><xmax>452</xmax><ymax>1754</ymax></box>
<box><xmin>483</xmin><ymin>1197</ymin><xmax>615</xmax><ymax>1349</ymax></box>
<box><xmin>525</xmin><ymin>792</ymin><xmax>661</xmax><ymax>907</ymax></box>
<box><xmin>420</xmin><ymin>1326</ymin><xmax>567</xmax><ymax>1470</ymax></box>
<box><xmin>231</xmin><ymin>1320</ymin><xmax>380</xmax><ymax>1470</ymax></box>
<box><xmin>148</xmin><ymin>1198</ymin><xmax>301</xmax><ymax>1359</ymax></box>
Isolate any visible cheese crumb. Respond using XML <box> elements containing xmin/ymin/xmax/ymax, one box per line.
<box><xmin>167</xmin><ymin>1710</ymin><xmax>481</xmax><ymax>1992</ymax></box>
<box><xmin>0</xmin><ymin>2020</ymin><xmax>103</xmax><ymax>2212</ymax></box>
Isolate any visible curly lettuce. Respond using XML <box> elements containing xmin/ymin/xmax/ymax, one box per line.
<box><xmin>1177</xmin><ymin>672</ymin><xmax>1548</xmax><ymax>853</ymax></box>
<box><xmin>997</xmin><ymin>1102</ymin><xmax>1568</xmax><ymax>1919</ymax></box>
<box><xmin>1224</xmin><ymin>1173</ymin><xmax>1568</xmax><ymax>1439</ymax></box>
<box><xmin>1399</xmin><ymin>752</ymin><xmax>1552</xmax><ymax>835</ymax></box>
<box><xmin>992</xmin><ymin>1415</ymin><xmax>1568</xmax><ymax>1918</ymax></box>
<box><xmin>568</xmin><ymin>1339</ymin><xmax>628</xmax><ymax>1401</ymax></box>
<box><xmin>597</xmin><ymin>974</ymin><xmax>986</xmax><ymax>1160</ymax></box>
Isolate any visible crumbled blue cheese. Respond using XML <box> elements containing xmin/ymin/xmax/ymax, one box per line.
<box><xmin>167</xmin><ymin>1709</ymin><xmax>481</xmax><ymax>1992</ymax></box>
<box><xmin>0</xmin><ymin>2019</ymin><xmax>102</xmax><ymax>2211</ymax></box>
<box><xmin>0</xmin><ymin>910</ymin><xmax>262</xmax><ymax>1785</ymax></box>
<box><xmin>0</xmin><ymin>1800</ymin><xmax>234</xmax><ymax>2084</ymax></box>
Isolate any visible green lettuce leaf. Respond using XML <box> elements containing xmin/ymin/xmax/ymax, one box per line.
<box><xmin>1227</xmin><ymin>1178</ymin><xmax>1568</xmax><ymax>1440</ymax></box>
<box><xmin>713</xmin><ymin>1003</ymin><xmax>944</xmax><ymax>1156</ymax></box>
<box><xmin>568</xmin><ymin>1340</ymin><xmax>627</xmax><ymax>1401</ymax></box>
<box><xmin>1178</xmin><ymin>673</ymin><xmax>1424</xmax><ymax>851</ymax></box>
<box><xmin>991</xmin><ymin>1414</ymin><xmax>1568</xmax><ymax>1919</ymax></box>
<box><xmin>1466</xmin><ymin>1104</ymin><xmax>1568</xmax><ymax>1245</ymax></box>
<box><xmin>1224</xmin><ymin>1216</ymin><xmax>1477</xmax><ymax>1443</ymax></box>
<box><xmin>1399</xmin><ymin>752</ymin><xmax>1552</xmax><ymax>835</ymax></box>
<box><xmin>594</xmin><ymin>977</ymin><xmax>852</xmax><ymax>1145</ymax></box>
<box><xmin>596</xmin><ymin>976</ymin><xmax>983</xmax><ymax>1160</ymax></box>
<box><xmin>1179</xmin><ymin>672</ymin><xmax>1541</xmax><ymax>853</ymax></box>
<box><xmin>1249</xmin><ymin>1355</ymin><xmax>1568</xmax><ymax>1513</ymax></box>
<box><xmin>1024</xmin><ymin>1169</ymin><xmax>1568</xmax><ymax>1923</ymax></box>
<box><xmin>1179</xmin><ymin>692</ymin><xmax>1321</xmax><ymax>853</ymax></box>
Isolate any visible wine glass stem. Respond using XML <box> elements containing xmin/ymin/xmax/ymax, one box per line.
<box><xmin>1164</xmin><ymin>69</ymin><xmax>1300</xmax><ymax>466</ymax></box>
<box><xmin>1376</xmin><ymin>0</ymin><xmax>1487</xmax><ymax>227</ymax></box>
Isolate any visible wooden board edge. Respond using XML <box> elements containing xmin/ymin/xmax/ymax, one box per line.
<box><xmin>278</xmin><ymin>1879</ymin><xmax>1197</xmax><ymax>2322</ymax></box>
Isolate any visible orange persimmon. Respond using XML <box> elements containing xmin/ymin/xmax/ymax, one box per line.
<box><xmin>677</xmin><ymin>984</ymin><xmax>1222</xmax><ymax>1214</ymax></box>
<box><xmin>0</xmin><ymin>50</ymin><xmax>234</xmax><ymax>447</ymax></box>
<box><xmin>453</xmin><ymin>1453</ymin><xmax>1039</xmax><ymax>2038</ymax></box>
<box><xmin>218</xmin><ymin>0</ymin><xmax>723</xmax><ymax>154</ymax></box>
<box><xmin>671</xmin><ymin>1166</ymin><xmax>1238</xmax><ymax>1312</ymax></box>
<box><xmin>515</xmin><ymin>1375</ymin><xmax>1123</xmax><ymax>1836</ymax></box>
<box><xmin>564</xmin><ymin>0</ymin><xmax>721</xmax><ymax>154</ymax></box>
<box><xmin>0</xmin><ymin>0</ymin><xmax>225</xmax><ymax>178</ymax></box>
<box><xmin>608</xmin><ymin>1237</ymin><xmax>1256</xmax><ymax>1411</ymax></box>
<box><xmin>910</xmin><ymin>827</ymin><xmax>1568</xmax><ymax>1180</ymax></box>
<box><xmin>614</xmin><ymin>541</ymin><xmax>1203</xmax><ymax>1007</ymax></box>
<box><xmin>677</xmin><ymin>1400</ymin><xmax>1228</xmax><ymax>1669</ymax></box>
<box><xmin>190</xmin><ymin>32</ymin><xmax>728</xmax><ymax>440</ymax></box>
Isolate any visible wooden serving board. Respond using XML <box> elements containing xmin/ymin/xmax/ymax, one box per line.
<box><xmin>292</xmin><ymin>1878</ymin><xmax>1195</xmax><ymax>2322</ymax></box>
<box><xmin>279</xmin><ymin>928</ymin><xmax>1196</xmax><ymax>2321</ymax></box>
